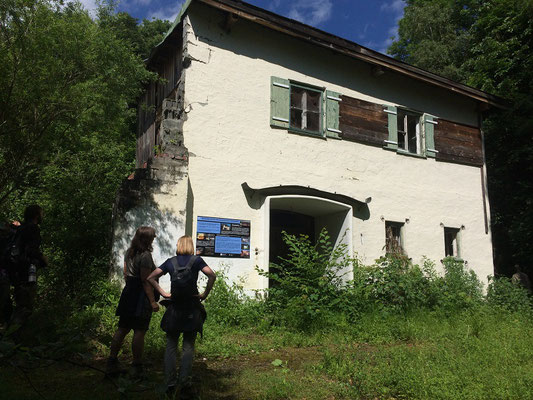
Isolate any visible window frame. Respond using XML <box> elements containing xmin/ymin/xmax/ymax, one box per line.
<box><xmin>443</xmin><ymin>227</ymin><xmax>461</xmax><ymax>258</ymax></box>
<box><xmin>288</xmin><ymin>81</ymin><xmax>324</xmax><ymax>138</ymax></box>
<box><xmin>385</xmin><ymin>220</ymin><xmax>405</xmax><ymax>255</ymax></box>
<box><xmin>396</xmin><ymin>109</ymin><xmax>422</xmax><ymax>155</ymax></box>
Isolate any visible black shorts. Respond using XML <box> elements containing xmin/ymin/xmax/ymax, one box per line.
<box><xmin>118</xmin><ymin>315</ymin><xmax>151</xmax><ymax>331</ymax></box>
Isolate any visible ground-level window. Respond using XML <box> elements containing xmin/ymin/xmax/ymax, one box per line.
<box><xmin>444</xmin><ymin>227</ymin><xmax>461</xmax><ymax>257</ymax></box>
<box><xmin>385</xmin><ymin>221</ymin><xmax>404</xmax><ymax>254</ymax></box>
<box><xmin>397</xmin><ymin>110</ymin><xmax>421</xmax><ymax>154</ymax></box>
<box><xmin>290</xmin><ymin>83</ymin><xmax>322</xmax><ymax>135</ymax></box>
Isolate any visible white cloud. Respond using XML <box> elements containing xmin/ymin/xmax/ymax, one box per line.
<box><xmin>380</xmin><ymin>0</ymin><xmax>405</xmax><ymax>15</ymax></box>
<box><xmin>148</xmin><ymin>1</ymin><xmax>185</xmax><ymax>22</ymax></box>
<box><xmin>287</xmin><ymin>0</ymin><xmax>333</xmax><ymax>26</ymax></box>
<box><xmin>77</xmin><ymin>0</ymin><xmax>98</xmax><ymax>13</ymax></box>
<box><xmin>376</xmin><ymin>0</ymin><xmax>405</xmax><ymax>54</ymax></box>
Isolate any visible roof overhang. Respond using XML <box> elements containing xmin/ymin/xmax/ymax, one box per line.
<box><xmin>148</xmin><ymin>0</ymin><xmax>506</xmax><ymax>109</ymax></box>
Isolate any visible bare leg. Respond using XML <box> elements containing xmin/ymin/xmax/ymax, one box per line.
<box><xmin>131</xmin><ymin>329</ymin><xmax>147</xmax><ymax>365</ymax></box>
<box><xmin>109</xmin><ymin>327</ymin><xmax>130</xmax><ymax>359</ymax></box>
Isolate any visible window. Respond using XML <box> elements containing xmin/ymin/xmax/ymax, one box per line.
<box><xmin>290</xmin><ymin>84</ymin><xmax>322</xmax><ymax>134</ymax></box>
<box><xmin>270</xmin><ymin>77</ymin><xmax>342</xmax><ymax>139</ymax></box>
<box><xmin>385</xmin><ymin>221</ymin><xmax>404</xmax><ymax>254</ymax></box>
<box><xmin>397</xmin><ymin>110</ymin><xmax>421</xmax><ymax>154</ymax></box>
<box><xmin>444</xmin><ymin>227</ymin><xmax>460</xmax><ymax>258</ymax></box>
<box><xmin>384</xmin><ymin>106</ymin><xmax>438</xmax><ymax>158</ymax></box>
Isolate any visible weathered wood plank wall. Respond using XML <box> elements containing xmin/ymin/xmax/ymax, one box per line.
<box><xmin>339</xmin><ymin>96</ymin><xmax>388</xmax><ymax>146</ymax></box>
<box><xmin>136</xmin><ymin>29</ymin><xmax>183</xmax><ymax>168</ymax></box>
<box><xmin>338</xmin><ymin>94</ymin><xmax>483</xmax><ymax>167</ymax></box>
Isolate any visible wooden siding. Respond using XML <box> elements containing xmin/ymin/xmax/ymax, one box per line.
<box><xmin>137</xmin><ymin>30</ymin><xmax>183</xmax><ymax>168</ymax></box>
<box><xmin>339</xmin><ymin>95</ymin><xmax>388</xmax><ymax>146</ymax></box>
<box><xmin>338</xmin><ymin>94</ymin><xmax>483</xmax><ymax>166</ymax></box>
<box><xmin>435</xmin><ymin>119</ymin><xmax>483</xmax><ymax>167</ymax></box>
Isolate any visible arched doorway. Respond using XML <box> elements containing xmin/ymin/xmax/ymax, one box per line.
<box><xmin>265</xmin><ymin>195</ymin><xmax>353</xmax><ymax>286</ymax></box>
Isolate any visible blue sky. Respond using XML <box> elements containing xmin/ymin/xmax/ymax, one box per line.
<box><xmin>80</xmin><ymin>0</ymin><xmax>406</xmax><ymax>54</ymax></box>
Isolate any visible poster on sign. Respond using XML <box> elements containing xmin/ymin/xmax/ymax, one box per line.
<box><xmin>196</xmin><ymin>216</ymin><xmax>251</xmax><ymax>258</ymax></box>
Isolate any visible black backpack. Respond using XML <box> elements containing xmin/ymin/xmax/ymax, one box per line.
<box><xmin>0</xmin><ymin>225</ymin><xmax>24</xmax><ymax>270</ymax></box>
<box><xmin>170</xmin><ymin>256</ymin><xmax>198</xmax><ymax>299</ymax></box>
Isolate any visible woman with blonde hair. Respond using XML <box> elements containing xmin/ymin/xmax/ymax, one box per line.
<box><xmin>148</xmin><ymin>235</ymin><xmax>216</xmax><ymax>396</ymax></box>
<box><xmin>106</xmin><ymin>226</ymin><xmax>160</xmax><ymax>378</ymax></box>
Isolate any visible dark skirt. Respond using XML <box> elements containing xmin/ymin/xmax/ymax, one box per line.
<box><xmin>116</xmin><ymin>277</ymin><xmax>152</xmax><ymax>321</ymax></box>
<box><xmin>160</xmin><ymin>299</ymin><xmax>206</xmax><ymax>336</ymax></box>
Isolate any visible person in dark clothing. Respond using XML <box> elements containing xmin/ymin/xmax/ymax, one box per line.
<box><xmin>512</xmin><ymin>264</ymin><xmax>532</xmax><ymax>295</ymax></box>
<box><xmin>7</xmin><ymin>205</ymin><xmax>47</xmax><ymax>333</ymax></box>
<box><xmin>0</xmin><ymin>221</ymin><xmax>18</xmax><ymax>327</ymax></box>
<box><xmin>106</xmin><ymin>226</ymin><xmax>160</xmax><ymax>378</ymax></box>
<box><xmin>147</xmin><ymin>235</ymin><xmax>216</xmax><ymax>396</ymax></box>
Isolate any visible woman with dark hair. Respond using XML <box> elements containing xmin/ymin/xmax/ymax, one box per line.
<box><xmin>106</xmin><ymin>226</ymin><xmax>160</xmax><ymax>378</ymax></box>
<box><xmin>147</xmin><ymin>235</ymin><xmax>216</xmax><ymax>396</ymax></box>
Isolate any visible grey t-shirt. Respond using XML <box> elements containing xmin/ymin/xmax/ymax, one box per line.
<box><xmin>124</xmin><ymin>251</ymin><xmax>155</xmax><ymax>278</ymax></box>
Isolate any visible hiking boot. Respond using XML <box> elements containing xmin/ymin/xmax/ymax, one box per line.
<box><xmin>105</xmin><ymin>357</ymin><xmax>123</xmax><ymax>378</ymax></box>
<box><xmin>179</xmin><ymin>380</ymin><xmax>196</xmax><ymax>400</ymax></box>
<box><xmin>165</xmin><ymin>385</ymin><xmax>177</xmax><ymax>398</ymax></box>
<box><xmin>131</xmin><ymin>362</ymin><xmax>144</xmax><ymax>380</ymax></box>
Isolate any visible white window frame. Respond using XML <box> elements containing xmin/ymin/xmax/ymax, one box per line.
<box><xmin>397</xmin><ymin>109</ymin><xmax>422</xmax><ymax>155</ymax></box>
<box><xmin>444</xmin><ymin>227</ymin><xmax>461</xmax><ymax>258</ymax></box>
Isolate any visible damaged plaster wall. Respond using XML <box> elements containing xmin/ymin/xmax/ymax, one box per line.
<box><xmin>110</xmin><ymin>158</ymin><xmax>190</xmax><ymax>291</ymax></box>
<box><xmin>110</xmin><ymin>20</ymin><xmax>193</xmax><ymax>290</ymax></box>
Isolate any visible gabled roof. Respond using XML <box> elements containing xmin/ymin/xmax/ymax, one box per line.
<box><xmin>148</xmin><ymin>0</ymin><xmax>505</xmax><ymax>109</ymax></box>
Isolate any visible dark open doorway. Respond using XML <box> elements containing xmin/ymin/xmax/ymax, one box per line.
<box><xmin>269</xmin><ymin>210</ymin><xmax>315</xmax><ymax>287</ymax></box>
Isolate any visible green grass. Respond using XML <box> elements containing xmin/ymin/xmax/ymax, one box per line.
<box><xmin>3</xmin><ymin>306</ymin><xmax>533</xmax><ymax>399</ymax></box>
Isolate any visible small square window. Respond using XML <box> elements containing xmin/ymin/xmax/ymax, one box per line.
<box><xmin>397</xmin><ymin>110</ymin><xmax>421</xmax><ymax>154</ymax></box>
<box><xmin>289</xmin><ymin>84</ymin><xmax>322</xmax><ymax>135</ymax></box>
<box><xmin>444</xmin><ymin>227</ymin><xmax>461</xmax><ymax>258</ymax></box>
<box><xmin>385</xmin><ymin>221</ymin><xmax>404</xmax><ymax>254</ymax></box>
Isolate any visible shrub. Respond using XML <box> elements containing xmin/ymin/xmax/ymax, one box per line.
<box><xmin>487</xmin><ymin>275</ymin><xmax>532</xmax><ymax>313</ymax></box>
<box><xmin>259</xmin><ymin>229</ymin><xmax>349</xmax><ymax>330</ymax></box>
<box><xmin>204</xmin><ymin>269</ymin><xmax>266</xmax><ymax>328</ymax></box>
<box><xmin>436</xmin><ymin>257</ymin><xmax>483</xmax><ymax>311</ymax></box>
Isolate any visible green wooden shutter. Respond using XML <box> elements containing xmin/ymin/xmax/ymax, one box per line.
<box><xmin>325</xmin><ymin>90</ymin><xmax>342</xmax><ymax>139</ymax></box>
<box><xmin>270</xmin><ymin>76</ymin><xmax>290</xmax><ymax>129</ymax></box>
<box><xmin>384</xmin><ymin>105</ymin><xmax>398</xmax><ymax>150</ymax></box>
<box><xmin>424</xmin><ymin>114</ymin><xmax>438</xmax><ymax>158</ymax></box>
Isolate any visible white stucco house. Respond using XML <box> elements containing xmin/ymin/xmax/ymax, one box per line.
<box><xmin>111</xmin><ymin>0</ymin><xmax>504</xmax><ymax>291</ymax></box>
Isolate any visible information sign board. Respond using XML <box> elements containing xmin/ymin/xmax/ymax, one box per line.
<box><xmin>196</xmin><ymin>216</ymin><xmax>250</xmax><ymax>258</ymax></box>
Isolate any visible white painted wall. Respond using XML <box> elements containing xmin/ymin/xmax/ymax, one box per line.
<box><xmin>175</xmin><ymin>5</ymin><xmax>494</xmax><ymax>290</ymax></box>
<box><xmin>110</xmin><ymin>175</ymin><xmax>189</xmax><ymax>291</ymax></box>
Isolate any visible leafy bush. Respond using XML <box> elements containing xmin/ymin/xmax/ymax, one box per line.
<box><xmin>436</xmin><ymin>257</ymin><xmax>483</xmax><ymax>311</ymax></box>
<box><xmin>487</xmin><ymin>275</ymin><xmax>532</xmax><ymax>313</ymax></box>
<box><xmin>259</xmin><ymin>229</ymin><xmax>349</xmax><ymax>330</ymax></box>
<box><xmin>204</xmin><ymin>269</ymin><xmax>266</xmax><ymax>328</ymax></box>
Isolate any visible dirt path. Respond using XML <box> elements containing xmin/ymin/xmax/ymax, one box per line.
<box><xmin>1</xmin><ymin>346</ymin><xmax>334</xmax><ymax>400</ymax></box>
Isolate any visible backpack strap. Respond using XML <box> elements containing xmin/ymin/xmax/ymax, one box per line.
<box><xmin>169</xmin><ymin>255</ymin><xmax>197</xmax><ymax>279</ymax></box>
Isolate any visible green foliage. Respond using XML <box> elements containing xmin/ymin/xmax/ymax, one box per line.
<box><xmin>204</xmin><ymin>269</ymin><xmax>266</xmax><ymax>328</ymax></box>
<box><xmin>97</xmin><ymin>7</ymin><xmax>171</xmax><ymax>59</ymax></box>
<box><xmin>317</xmin><ymin>308</ymin><xmax>533</xmax><ymax>400</ymax></box>
<box><xmin>351</xmin><ymin>255</ymin><xmax>442</xmax><ymax>314</ymax></box>
<box><xmin>259</xmin><ymin>229</ymin><xmax>349</xmax><ymax>330</ymax></box>
<box><xmin>0</xmin><ymin>0</ymin><xmax>173</xmax><ymax>311</ymax></box>
<box><xmin>487</xmin><ymin>275</ymin><xmax>533</xmax><ymax>313</ymax></box>
<box><xmin>437</xmin><ymin>257</ymin><xmax>483</xmax><ymax>310</ymax></box>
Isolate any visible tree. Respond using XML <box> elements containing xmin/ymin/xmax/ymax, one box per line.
<box><xmin>97</xmin><ymin>8</ymin><xmax>171</xmax><ymax>59</ymax></box>
<box><xmin>0</xmin><ymin>0</ymin><xmax>156</xmax><ymax>302</ymax></box>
